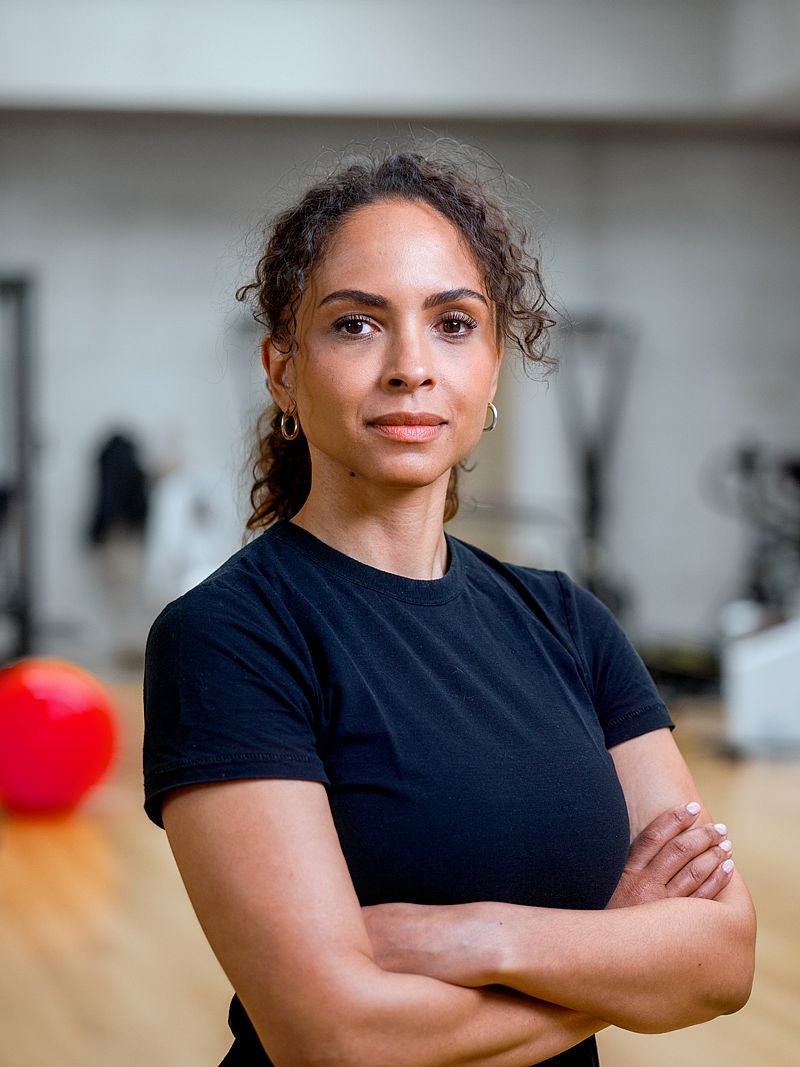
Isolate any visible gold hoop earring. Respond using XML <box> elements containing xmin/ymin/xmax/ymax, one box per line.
<box><xmin>483</xmin><ymin>402</ymin><xmax>498</xmax><ymax>433</ymax></box>
<box><xmin>280</xmin><ymin>410</ymin><xmax>300</xmax><ymax>441</ymax></box>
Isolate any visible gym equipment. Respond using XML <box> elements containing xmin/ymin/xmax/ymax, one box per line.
<box><xmin>722</xmin><ymin>616</ymin><xmax>800</xmax><ymax>755</ymax></box>
<box><xmin>0</xmin><ymin>658</ymin><xmax>118</xmax><ymax>813</ymax></box>
<box><xmin>557</xmin><ymin>314</ymin><xmax>637</xmax><ymax>620</ymax></box>
<box><xmin>0</xmin><ymin>278</ymin><xmax>35</xmax><ymax>663</ymax></box>
<box><xmin>703</xmin><ymin>439</ymin><xmax>800</xmax><ymax>616</ymax></box>
<box><xmin>703</xmin><ymin>439</ymin><xmax>800</xmax><ymax>753</ymax></box>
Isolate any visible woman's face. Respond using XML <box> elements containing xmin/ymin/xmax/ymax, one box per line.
<box><xmin>268</xmin><ymin>197</ymin><xmax>503</xmax><ymax>502</ymax></box>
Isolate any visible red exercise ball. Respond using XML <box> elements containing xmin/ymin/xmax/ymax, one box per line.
<box><xmin>0</xmin><ymin>658</ymin><xmax>118</xmax><ymax>814</ymax></box>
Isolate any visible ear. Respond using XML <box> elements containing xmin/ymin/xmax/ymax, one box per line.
<box><xmin>262</xmin><ymin>336</ymin><xmax>296</xmax><ymax>412</ymax></box>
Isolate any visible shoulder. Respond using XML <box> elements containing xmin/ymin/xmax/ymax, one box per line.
<box><xmin>450</xmin><ymin>537</ymin><xmax>671</xmax><ymax>737</ymax></box>
<box><xmin>448</xmin><ymin>534</ymin><xmax>584</xmax><ymax>622</ymax></box>
<box><xmin>143</xmin><ymin>526</ymin><xmax>326</xmax><ymax>722</ymax></box>
<box><xmin>143</xmin><ymin>526</ymin><xmax>329</xmax><ymax>827</ymax></box>
<box><xmin>146</xmin><ymin>524</ymin><xmax>306</xmax><ymax>646</ymax></box>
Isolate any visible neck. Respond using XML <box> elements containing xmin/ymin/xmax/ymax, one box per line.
<box><xmin>290</xmin><ymin>475</ymin><xmax>451</xmax><ymax>580</ymax></box>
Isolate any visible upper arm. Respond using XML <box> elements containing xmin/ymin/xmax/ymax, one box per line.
<box><xmin>161</xmin><ymin>778</ymin><xmax>377</xmax><ymax>1066</ymax></box>
<box><xmin>143</xmin><ymin>593</ymin><xmax>329</xmax><ymax>829</ymax></box>
<box><xmin>555</xmin><ymin>572</ymin><xmax>675</xmax><ymax>749</ymax></box>
<box><xmin>610</xmin><ymin>727</ymin><xmax>703</xmax><ymax>838</ymax></box>
<box><xmin>610</xmin><ymin>727</ymin><xmax>756</xmax><ymax>938</ymax></box>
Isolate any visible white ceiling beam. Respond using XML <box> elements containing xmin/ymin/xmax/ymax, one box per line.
<box><xmin>0</xmin><ymin>0</ymin><xmax>797</xmax><ymax>123</ymax></box>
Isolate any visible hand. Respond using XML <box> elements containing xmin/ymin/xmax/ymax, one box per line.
<box><xmin>606</xmin><ymin>802</ymin><xmax>734</xmax><ymax>909</ymax></box>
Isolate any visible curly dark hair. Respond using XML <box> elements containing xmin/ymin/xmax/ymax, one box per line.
<box><xmin>236</xmin><ymin>144</ymin><xmax>558</xmax><ymax>535</ymax></box>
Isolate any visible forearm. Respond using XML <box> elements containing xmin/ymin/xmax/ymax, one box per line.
<box><xmin>479</xmin><ymin>880</ymin><xmax>755</xmax><ymax>1032</ymax></box>
<box><xmin>266</xmin><ymin>956</ymin><xmax>606</xmax><ymax>1067</ymax></box>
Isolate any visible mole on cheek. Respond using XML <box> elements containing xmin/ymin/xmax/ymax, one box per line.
<box><xmin>349</xmin><ymin>471</ymin><xmax>356</xmax><ymax>478</ymax></box>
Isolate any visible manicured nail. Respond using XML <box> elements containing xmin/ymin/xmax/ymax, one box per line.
<box><xmin>686</xmin><ymin>802</ymin><xmax>701</xmax><ymax>814</ymax></box>
<box><xmin>719</xmin><ymin>839</ymin><xmax>733</xmax><ymax>853</ymax></box>
<box><xmin>714</xmin><ymin>823</ymin><xmax>727</xmax><ymax>835</ymax></box>
<box><xmin>722</xmin><ymin>859</ymin><xmax>735</xmax><ymax>873</ymax></box>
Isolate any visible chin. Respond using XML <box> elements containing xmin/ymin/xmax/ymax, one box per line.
<box><xmin>361</xmin><ymin>462</ymin><xmax>452</xmax><ymax>492</ymax></box>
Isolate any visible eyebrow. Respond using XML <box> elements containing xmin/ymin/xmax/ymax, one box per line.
<box><xmin>317</xmin><ymin>287</ymin><xmax>489</xmax><ymax>310</ymax></box>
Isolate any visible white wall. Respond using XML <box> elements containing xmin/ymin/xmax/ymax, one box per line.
<box><xmin>1</xmin><ymin>111</ymin><xmax>798</xmax><ymax>652</ymax></box>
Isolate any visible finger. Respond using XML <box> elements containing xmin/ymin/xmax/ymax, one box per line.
<box><xmin>664</xmin><ymin>840</ymin><xmax>733</xmax><ymax>897</ymax></box>
<box><xmin>690</xmin><ymin>857</ymin><xmax>736</xmax><ymax>900</ymax></box>
<box><xmin>626</xmin><ymin>802</ymin><xmax>704</xmax><ymax>869</ymax></box>
<box><xmin>647</xmin><ymin>823</ymin><xmax>729</xmax><ymax>882</ymax></box>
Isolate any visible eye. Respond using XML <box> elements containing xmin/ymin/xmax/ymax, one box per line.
<box><xmin>332</xmin><ymin>314</ymin><xmax>376</xmax><ymax>338</ymax></box>
<box><xmin>439</xmin><ymin>312</ymin><xmax>478</xmax><ymax>336</ymax></box>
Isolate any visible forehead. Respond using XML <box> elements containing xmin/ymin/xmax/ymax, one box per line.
<box><xmin>313</xmin><ymin>198</ymin><xmax>484</xmax><ymax>289</ymax></box>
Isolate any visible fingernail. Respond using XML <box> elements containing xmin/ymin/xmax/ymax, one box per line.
<box><xmin>722</xmin><ymin>859</ymin><xmax>735</xmax><ymax>873</ymax></box>
<box><xmin>714</xmin><ymin>823</ymin><xmax>727</xmax><ymax>835</ymax></box>
<box><xmin>719</xmin><ymin>839</ymin><xmax>733</xmax><ymax>853</ymax></box>
<box><xmin>686</xmin><ymin>802</ymin><xmax>701</xmax><ymax>814</ymax></box>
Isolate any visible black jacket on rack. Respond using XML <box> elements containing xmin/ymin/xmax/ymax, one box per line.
<box><xmin>87</xmin><ymin>432</ymin><xmax>149</xmax><ymax>547</ymax></box>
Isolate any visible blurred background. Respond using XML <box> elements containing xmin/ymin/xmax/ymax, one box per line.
<box><xmin>0</xmin><ymin>2</ymin><xmax>798</xmax><ymax>1065</ymax></box>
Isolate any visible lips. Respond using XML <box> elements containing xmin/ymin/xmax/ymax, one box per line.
<box><xmin>368</xmin><ymin>412</ymin><xmax>446</xmax><ymax>442</ymax></box>
<box><xmin>369</xmin><ymin>413</ymin><xmax>446</xmax><ymax>426</ymax></box>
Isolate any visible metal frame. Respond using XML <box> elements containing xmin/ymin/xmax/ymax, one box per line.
<box><xmin>0</xmin><ymin>278</ymin><xmax>34</xmax><ymax>662</ymax></box>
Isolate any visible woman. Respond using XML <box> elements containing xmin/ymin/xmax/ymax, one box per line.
<box><xmin>143</xmin><ymin>148</ymin><xmax>755</xmax><ymax>1066</ymax></box>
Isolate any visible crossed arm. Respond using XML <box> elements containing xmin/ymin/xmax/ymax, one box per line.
<box><xmin>363</xmin><ymin>728</ymin><xmax>755</xmax><ymax>1035</ymax></box>
<box><xmin>162</xmin><ymin>728</ymin><xmax>755</xmax><ymax>1067</ymax></box>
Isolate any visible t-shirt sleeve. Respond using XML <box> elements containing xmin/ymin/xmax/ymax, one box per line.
<box><xmin>554</xmin><ymin>570</ymin><xmax>674</xmax><ymax>748</ymax></box>
<box><xmin>142</xmin><ymin>588</ymin><xmax>329</xmax><ymax>828</ymax></box>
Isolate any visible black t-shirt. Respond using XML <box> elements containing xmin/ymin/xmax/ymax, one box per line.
<box><xmin>143</xmin><ymin>520</ymin><xmax>673</xmax><ymax>1066</ymax></box>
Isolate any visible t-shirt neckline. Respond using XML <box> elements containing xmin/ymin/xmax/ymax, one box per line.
<box><xmin>266</xmin><ymin>519</ymin><xmax>464</xmax><ymax>605</ymax></box>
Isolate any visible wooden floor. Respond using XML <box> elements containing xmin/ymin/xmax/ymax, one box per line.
<box><xmin>0</xmin><ymin>685</ymin><xmax>798</xmax><ymax>1067</ymax></box>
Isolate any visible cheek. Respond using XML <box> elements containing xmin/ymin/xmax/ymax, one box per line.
<box><xmin>296</xmin><ymin>361</ymin><xmax>360</xmax><ymax>427</ymax></box>
<box><xmin>452</xmin><ymin>360</ymin><xmax>498</xmax><ymax>410</ymax></box>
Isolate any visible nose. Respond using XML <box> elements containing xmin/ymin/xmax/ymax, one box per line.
<box><xmin>380</xmin><ymin>330</ymin><xmax>436</xmax><ymax>393</ymax></box>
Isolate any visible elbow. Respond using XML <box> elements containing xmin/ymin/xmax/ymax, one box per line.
<box><xmin>263</xmin><ymin>1025</ymin><xmax>366</xmax><ymax>1067</ymax></box>
<box><xmin>694</xmin><ymin>970</ymin><xmax>753</xmax><ymax>1028</ymax></box>
<box><xmin>713</xmin><ymin>907</ymin><xmax>757</xmax><ymax>1018</ymax></box>
<box><xmin>272</xmin><ymin>1025</ymin><xmax>391</xmax><ymax>1067</ymax></box>
<box><xmin>712</xmin><ymin>957</ymin><xmax>755</xmax><ymax>1019</ymax></box>
<box><xmin>254</xmin><ymin>971</ymin><xmax>392</xmax><ymax>1067</ymax></box>
<box><xmin>627</xmin><ymin>974</ymin><xmax>753</xmax><ymax>1036</ymax></box>
<box><xmin>301</xmin><ymin>1027</ymin><xmax>382</xmax><ymax>1067</ymax></box>
<box><xmin>631</xmin><ymin>916</ymin><xmax>756</xmax><ymax>1035</ymax></box>
<box><xmin>276</xmin><ymin>1044</ymin><xmax>361</xmax><ymax>1067</ymax></box>
<box><xmin>691</xmin><ymin>907</ymin><xmax>757</xmax><ymax>1026</ymax></box>
<box><xmin>722</xmin><ymin>978</ymin><xmax>754</xmax><ymax>1017</ymax></box>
